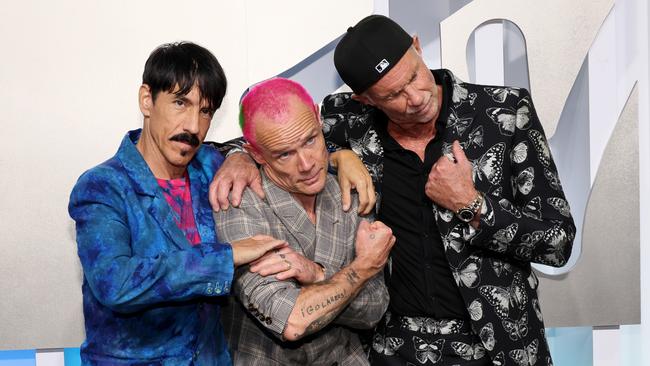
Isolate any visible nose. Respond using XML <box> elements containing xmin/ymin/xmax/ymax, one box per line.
<box><xmin>296</xmin><ymin>150</ymin><xmax>315</xmax><ymax>173</ymax></box>
<box><xmin>404</xmin><ymin>84</ymin><xmax>424</xmax><ymax>108</ymax></box>
<box><xmin>184</xmin><ymin>109</ymin><xmax>201</xmax><ymax>135</ymax></box>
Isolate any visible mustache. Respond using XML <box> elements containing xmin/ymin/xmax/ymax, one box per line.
<box><xmin>170</xmin><ymin>133</ymin><xmax>200</xmax><ymax>147</ymax></box>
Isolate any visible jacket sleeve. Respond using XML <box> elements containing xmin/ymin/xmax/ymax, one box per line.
<box><xmin>331</xmin><ymin>271</ymin><xmax>389</xmax><ymax>329</ymax></box>
<box><xmin>215</xmin><ymin>189</ymin><xmax>301</xmax><ymax>339</ymax></box>
<box><xmin>468</xmin><ymin>88</ymin><xmax>576</xmax><ymax>267</ymax></box>
<box><xmin>69</xmin><ymin>169</ymin><xmax>234</xmax><ymax>314</ymax></box>
<box><xmin>320</xmin><ymin>93</ymin><xmax>356</xmax><ymax>151</ymax></box>
<box><xmin>203</xmin><ymin>137</ymin><xmax>246</xmax><ymax>157</ymax></box>
<box><xmin>321</xmin><ymin>93</ymin><xmax>384</xmax><ymax>183</ymax></box>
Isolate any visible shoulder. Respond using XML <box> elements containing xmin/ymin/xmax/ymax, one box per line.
<box><xmin>72</xmin><ymin>156</ymin><xmax>126</xmax><ymax>194</ymax></box>
<box><xmin>238</xmin><ymin>185</ymin><xmax>269</xmax><ymax>210</ymax></box>
<box><xmin>69</xmin><ymin>156</ymin><xmax>129</xmax><ymax>215</ymax></box>
<box><xmin>321</xmin><ymin>173</ymin><xmax>360</xmax><ymax>216</ymax></box>
<box><xmin>321</xmin><ymin>92</ymin><xmax>373</xmax><ymax>117</ymax></box>
<box><xmin>439</xmin><ymin>68</ymin><xmax>530</xmax><ymax>107</ymax></box>
<box><xmin>192</xmin><ymin>143</ymin><xmax>225</xmax><ymax>177</ymax></box>
<box><xmin>464</xmin><ymin>82</ymin><xmax>530</xmax><ymax>108</ymax></box>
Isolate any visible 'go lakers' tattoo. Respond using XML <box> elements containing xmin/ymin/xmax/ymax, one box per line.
<box><xmin>300</xmin><ymin>289</ymin><xmax>347</xmax><ymax>318</ymax></box>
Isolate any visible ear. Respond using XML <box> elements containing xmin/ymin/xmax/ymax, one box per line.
<box><xmin>139</xmin><ymin>84</ymin><xmax>153</xmax><ymax>118</ymax></box>
<box><xmin>412</xmin><ymin>35</ymin><xmax>422</xmax><ymax>55</ymax></box>
<box><xmin>243</xmin><ymin>143</ymin><xmax>266</xmax><ymax>166</ymax></box>
<box><xmin>351</xmin><ymin>93</ymin><xmax>374</xmax><ymax>106</ymax></box>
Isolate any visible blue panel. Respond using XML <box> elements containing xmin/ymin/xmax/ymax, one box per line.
<box><xmin>547</xmin><ymin>327</ymin><xmax>593</xmax><ymax>366</ymax></box>
<box><xmin>0</xmin><ymin>350</ymin><xmax>36</xmax><ymax>366</ymax></box>
<box><xmin>64</xmin><ymin>348</ymin><xmax>81</xmax><ymax>366</ymax></box>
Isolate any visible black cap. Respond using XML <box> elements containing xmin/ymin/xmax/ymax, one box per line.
<box><xmin>334</xmin><ymin>15</ymin><xmax>413</xmax><ymax>94</ymax></box>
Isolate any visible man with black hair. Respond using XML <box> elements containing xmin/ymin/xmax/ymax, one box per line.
<box><xmin>69</xmin><ymin>41</ymin><xmax>286</xmax><ymax>365</ymax></box>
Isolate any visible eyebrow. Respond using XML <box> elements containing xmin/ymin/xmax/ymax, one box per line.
<box><xmin>174</xmin><ymin>95</ymin><xmax>191</xmax><ymax>104</ymax></box>
<box><xmin>173</xmin><ymin>95</ymin><xmax>214</xmax><ymax>112</ymax></box>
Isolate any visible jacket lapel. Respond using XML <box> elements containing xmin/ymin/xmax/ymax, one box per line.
<box><xmin>261</xmin><ymin>170</ymin><xmax>316</xmax><ymax>257</ymax></box>
<box><xmin>117</xmin><ymin>129</ymin><xmax>192</xmax><ymax>250</ymax></box>
<box><xmin>313</xmin><ymin>175</ymin><xmax>345</xmax><ymax>267</ymax></box>
<box><xmin>188</xmin><ymin>156</ymin><xmax>216</xmax><ymax>244</ymax></box>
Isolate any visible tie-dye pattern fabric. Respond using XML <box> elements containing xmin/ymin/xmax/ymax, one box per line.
<box><xmin>69</xmin><ymin>129</ymin><xmax>234</xmax><ymax>365</ymax></box>
<box><xmin>157</xmin><ymin>174</ymin><xmax>201</xmax><ymax>246</ymax></box>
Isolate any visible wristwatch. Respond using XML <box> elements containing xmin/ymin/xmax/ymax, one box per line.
<box><xmin>456</xmin><ymin>191</ymin><xmax>484</xmax><ymax>223</ymax></box>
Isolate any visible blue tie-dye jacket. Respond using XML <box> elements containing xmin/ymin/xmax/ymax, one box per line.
<box><xmin>69</xmin><ymin>130</ymin><xmax>234</xmax><ymax>365</ymax></box>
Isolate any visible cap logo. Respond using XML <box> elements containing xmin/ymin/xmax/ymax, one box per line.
<box><xmin>375</xmin><ymin>59</ymin><xmax>390</xmax><ymax>73</ymax></box>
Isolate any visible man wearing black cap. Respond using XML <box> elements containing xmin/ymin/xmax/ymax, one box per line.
<box><xmin>320</xmin><ymin>15</ymin><xmax>575</xmax><ymax>366</ymax></box>
<box><xmin>209</xmin><ymin>14</ymin><xmax>575</xmax><ymax>366</ymax></box>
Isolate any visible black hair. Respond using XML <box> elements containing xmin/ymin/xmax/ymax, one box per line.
<box><xmin>142</xmin><ymin>41</ymin><xmax>227</xmax><ymax>112</ymax></box>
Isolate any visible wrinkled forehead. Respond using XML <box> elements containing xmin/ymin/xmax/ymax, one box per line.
<box><xmin>253</xmin><ymin>97</ymin><xmax>320</xmax><ymax>149</ymax></box>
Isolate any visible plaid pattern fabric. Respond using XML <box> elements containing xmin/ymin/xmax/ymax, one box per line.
<box><xmin>216</xmin><ymin>171</ymin><xmax>389</xmax><ymax>366</ymax></box>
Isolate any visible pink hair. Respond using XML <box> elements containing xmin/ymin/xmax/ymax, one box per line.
<box><xmin>239</xmin><ymin>78</ymin><xmax>316</xmax><ymax>149</ymax></box>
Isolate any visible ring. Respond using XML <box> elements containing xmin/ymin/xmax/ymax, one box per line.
<box><xmin>283</xmin><ymin>259</ymin><xmax>292</xmax><ymax>270</ymax></box>
<box><xmin>447</xmin><ymin>155</ymin><xmax>457</xmax><ymax>163</ymax></box>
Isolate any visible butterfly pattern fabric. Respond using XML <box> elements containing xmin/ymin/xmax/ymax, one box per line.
<box><xmin>400</xmin><ymin>317</ymin><xmax>465</xmax><ymax>335</ymax></box>
<box><xmin>370</xmin><ymin>311</ymin><xmax>490</xmax><ymax>365</ymax></box>
<box><xmin>320</xmin><ymin>69</ymin><xmax>576</xmax><ymax>366</ymax></box>
<box><xmin>372</xmin><ymin>333</ymin><xmax>405</xmax><ymax>356</ymax></box>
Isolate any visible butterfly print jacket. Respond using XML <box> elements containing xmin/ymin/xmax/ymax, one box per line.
<box><xmin>320</xmin><ymin>69</ymin><xmax>576</xmax><ymax>366</ymax></box>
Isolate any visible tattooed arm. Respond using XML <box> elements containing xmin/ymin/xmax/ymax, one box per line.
<box><xmin>283</xmin><ymin>220</ymin><xmax>395</xmax><ymax>341</ymax></box>
<box><xmin>216</xmin><ymin>188</ymin><xmax>394</xmax><ymax>341</ymax></box>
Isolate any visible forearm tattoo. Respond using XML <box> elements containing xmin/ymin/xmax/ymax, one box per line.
<box><xmin>294</xmin><ymin>267</ymin><xmax>361</xmax><ymax>337</ymax></box>
<box><xmin>300</xmin><ymin>289</ymin><xmax>347</xmax><ymax>317</ymax></box>
<box><xmin>302</xmin><ymin>311</ymin><xmax>339</xmax><ymax>337</ymax></box>
<box><xmin>345</xmin><ymin>268</ymin><xmax>361</xmax><ymax>285</ymax></box>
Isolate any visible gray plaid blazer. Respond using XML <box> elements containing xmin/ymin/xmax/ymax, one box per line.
<box><xmin>215</xmin><ymin>171</ymin><xmax>389</xmax><ymax>366</ymax></box>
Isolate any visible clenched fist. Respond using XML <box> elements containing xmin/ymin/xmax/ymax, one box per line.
<box><xmin>352</xmin><ymin>220</ymin><xmax>396</xmax><ymax>279</ymax></box>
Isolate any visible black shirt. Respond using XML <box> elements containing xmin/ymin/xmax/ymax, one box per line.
<box><xmin>376</xmin><ymin>71</ymin><xmax>469</xmax><ymax>320</ymax></box>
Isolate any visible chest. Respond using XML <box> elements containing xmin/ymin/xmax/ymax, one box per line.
<box><xmin>264</xmin><ymin>209</ymin><xmax>355</xmax><ymax>272</ymax></box>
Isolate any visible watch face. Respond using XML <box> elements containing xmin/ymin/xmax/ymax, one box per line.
<box><xmin>458</xmin><ymin>209</ymin><xmax>475</xmax><ymax>222</ymax></box>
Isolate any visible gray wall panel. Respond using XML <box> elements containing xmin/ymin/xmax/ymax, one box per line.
<box><xmin>538</xmin><ymin>85</ymin><xmax>640</xmax><ymax>327</ymax></box>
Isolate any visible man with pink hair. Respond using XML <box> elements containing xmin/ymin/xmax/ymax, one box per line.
<box><xmin>215</xmin><ymin>77</ymin><xmax>394</xmax><ymax>365</ymax></box>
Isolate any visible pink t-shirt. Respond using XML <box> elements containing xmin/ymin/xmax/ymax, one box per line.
<box><xmin>157</xmin><ymin>173</ymin><xmax>201</xmax><ymax>246</ymax></box>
